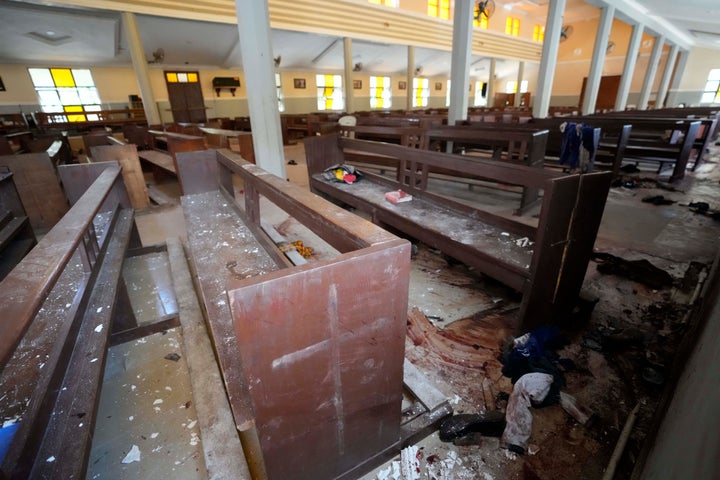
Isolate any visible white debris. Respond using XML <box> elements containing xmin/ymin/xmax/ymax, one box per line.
<box><xmin>165</xmin><ymin>386</ymin><xmax>172</xmax><ymax>391</ymax></box>
<box><xmin>151</xmin><ymin>432</ymin><xmax>159</xmax><ymax>439</ymax></box>
<box><xmin>46</xmin><ymin>456</ymin><xmax>55</xmax><ymax>463</ymax></box>
<box><xmin>94</xmin><ymin>325</ymin><xmax>103</xmax><ymax>333</ymax></box>
<box><xmin>128</xmin><ymin>416</ymin><xmax>134</xmax><ymax>421</ymax></box>
<box><xmin>400</xmin><ymin>445</ymin><xmax>421</xmax><ymax>480</ymax></box>
<box><xmin>482</xmin><ymin>473</ymin><xmax>495</xmax><ymax>480</ymax></box>
<box><xmin>451</xmin><ymin>394</ymin><xmax>462</xmax><ymax>405</ymax></box>
<box><xmin>190</xmin><ymin>432</ymin><xmax>200</xmax><ymax>446</ymax></box>
<box><xmin>131</xmin><ymin>385</ymin><xmax>137</xmax><ymax>391</ymax></box>
<box><xmin>90</xmin><ymin>358</ymin><xmax>98</xmax><ymax>363</ymax></box>
<box><xmin>376</xmin><ymin>461</ymin><xmax>401</xmax><ymax>480</ymax></box>
<box><xmin>501</xmin><ymin>232</ymin><xmax>510</xmax><ymax>236</ymax></box>
<box><xmin>96</xmin><ymin>307</ymin><xmax>103</xmax><ymax>314</ymax></box>
<box><xmin>186</xmin><ymin>420</ymin><xmax>197</xmax><ymax>430</ymax></box>
<box><xmin>121</xmin><ymin>445</ymin><xmax>141</xmax><ymax>464</ymax></box>
<box><xmin>153</xmin><ymin>399</ymin><xmax>163</xmax><ymax>405</ymax></box>
<box><xmin>3</xmin><ymin>416</ymin><xmax>20</xmax><ymax>428</ymax></box>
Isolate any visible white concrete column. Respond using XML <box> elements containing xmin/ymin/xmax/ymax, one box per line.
<box><xmin>615</xmin><ymin>23</ymin><xmax>644</xmax><ymax>111</ymax></box>
<box><xmin>234</xmin><ymin>0</ymin><xmax>285</xmax><ymax>178</ymax></box>
<box><xmin>487</xmin><ymin>58</ymin><xmax>496</xmax><ymax>108</ymax></box>
<box><xmin>407</xmin><ymin>46</ymin><xmax>415</xmax><ymax>110</ymax></box>
<box><xmin>448</xmin><ymin>0</ymin><xmax>474</xmax><ymax>125</ymax></box>
<box><xmin>665</xmin><ymin>49</ymin><xmax>690</xmax><ymax>107</ymax></box>
<box><xmin>343</xmin><ymin>37</ymin><xmax>354</xmax><ymax>113</ymax></box>
<box><xmin>514</xmin><ymin>61</ymin><xmax>525</xmax><ymax>107</ymax></box>
<box><xmin>655</xmin><ymin>44</ymin><xmax>679</xmax><ymax>109</ymax></box>
<box><xmin>638</xmin><ymin>35</ymin><xmax>665</xmax><ymax>110</ymax></box>
<box><xmin>122</xmin><ymin>12</ymin><xmax>161</xmax><ymax>125</ymax></box>
<box><xmin>532</xmin><ymin>0</ymin><xmax>567</xmax><ymax>118</ymax></box>
<box><xmin>581</xmin><ymin>5</ymin><xmax>615</xmax><ymax>115</ymax></box>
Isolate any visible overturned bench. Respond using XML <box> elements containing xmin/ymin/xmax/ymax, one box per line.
<box><xmin>306</xmin><ymin>134</ymin><xmax>613</xmax><ymax>333</ymax></box>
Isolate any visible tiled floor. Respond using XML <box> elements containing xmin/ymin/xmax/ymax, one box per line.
<box><xmin>88</xmin><ymin>141</ymin><xmax>720</xmax><ymax>479</ymax></box>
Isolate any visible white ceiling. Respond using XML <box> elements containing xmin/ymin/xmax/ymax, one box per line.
<box><xmin>0</xmin><ymin>0</ymin><xmax>718</xmax><ymax>79</ymax></box>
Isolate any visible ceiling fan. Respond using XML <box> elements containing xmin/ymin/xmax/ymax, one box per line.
<box><xmin>148</xmin><ymin>48</ymin><xmax>164</xmax><ymax>64</ymax></box>
<box><xmin>560</xmin><ymin>24</ymin><xmax>574</xmax><ymax>42</ymax></box>
<box><xmin>606</xmin><ymin>41</ymin><xmax>616</xmax><ymax>54</ymax></box>
<box><xmin>353</xmin><ymin>62</ymin><xmax>363</xmax><ymax>72</ymax></box>
<box><xmin>475</xmin><ymin>0</ymin><xmax>496</xmax><ymax>21</ymax></box>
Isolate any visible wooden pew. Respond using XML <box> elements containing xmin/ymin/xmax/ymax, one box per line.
<box><xmin>0</xmin><ymin>163</ymin><xmax>139</xmax><ymax>478</ymax></box>
<box><xmin>0</xmin><ymin>114</ymin><xmax>28</xmax><ymax>135</ymax></box>
<box><xmin>0</xmin><ymin>144</ymin><xmax>70</xmax><ymax>231</ymax></box>
<box><xmin>0</xmin><ymin>169</ymin><xmax>37</xmax><ymax>280</ymax></box>
<box><xmin>305</xmin><ymin>134</ymin><xmax>613</xmax><ymax>333</ymax></box>
<box><xmin>198</xmin><ymin>126</ymin><xmax>255</xmax><ymax>163</ymax></box>
<box><xmin>89</xmin><ymin>141</ymin><xmax>151</xmax><ymax>209</ymax></box>
<box><xmin>33</xmin><ymin>109</ymin><xmax>146</xmax><ymax>132</ymax></box>
<box><xmin>340</xmin><ymin>124</ymin><xmax>550</xmax><ymax>215</ymax></box>
<box><xmin>174</xmin><ymin>148</ymin><xmax>446</xmax><ymax>479</ymax></box>
<box><xmin>135</xmin><ymin>130</ymin><xmax>206</xmax><ymax>191</ymax></box>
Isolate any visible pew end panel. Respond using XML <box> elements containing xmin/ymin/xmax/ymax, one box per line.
<box><xmin>176</xmin><ymin>148</ymin><xmax>416</xmax><ymax>479</ymax></box>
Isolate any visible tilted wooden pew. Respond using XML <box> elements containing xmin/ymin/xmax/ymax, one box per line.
<box><xmin>173</xmin><ymin>148</ymin><xmax>446</xmax><ymax>479</ymax></box>
<box><xmin>0</xmin><ymin>163</ymin><xmax>139</xmax><ymax>478</ymax></box>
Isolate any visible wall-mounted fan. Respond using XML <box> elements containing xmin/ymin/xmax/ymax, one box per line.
<box><xmin>560</xmin><ymin>24</ymin><xmax>574</xmax><ymax>42</ymax></box>
<box><xmin>606</xmin><ymin>41</ymin><xmax>616</xmax><ymax>54</ymax></box>
<box><xmin>414</xmin><ymin>66</ymin><xmax>423</xmax><ymax>76</ymax></box>
<box><xmin>475</xmin><ymin>0</ymin><xmax>496</xmax><ymax>22</ymax></box>
<box><xmin>273</xmin><ymin>55</ymin><xmax>281</xmax><ymax>67</ymax></box>
<box><xmin>353</xmin><ymin>62</ymin><xmax>363</xmax><ymax>72</ymax></box>
<box><xmin>148</xmin><ymin>48</ymin><xmax>165</xmax><ymax>64</ymax></box>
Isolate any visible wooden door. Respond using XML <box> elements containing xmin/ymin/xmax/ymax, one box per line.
<box><xmin>165</xmin><ymin>71</ymin><xmax>206</xmax><ymax>123</ymax></box>
<box><xmin>579</xmin><ymin>75</ymin><xmax>622</xmax><ymax>111</ymax></box>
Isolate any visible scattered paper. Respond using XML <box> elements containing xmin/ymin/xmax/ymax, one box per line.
<box><xmin>121</xmin><ymin>445</ymin><xmax>141</xmax><ymax>464</ymax></box>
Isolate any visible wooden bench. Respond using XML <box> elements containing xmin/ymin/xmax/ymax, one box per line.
<box><xmin>174</xmin><ymin>148</ymin><xmax>449</xmax><ymax>479</ymax></box>
<box><xmin>305</xmin><ymin>134</ymin><xmax>613</xmax><ymax>333</ymax></box>
<box><xmin>134</xmin><ymin>130</ymin><xmax>206</xmax><ymax>189</ymax></box>
<box><xmin>0</xmin><ymin>114</ymin><xmax>27</xmax><ymax>135</ymax></box>
<box><xmin>587</xmin><ymin>113</ymin><xmax>717</xmax><ymax>170</ymax></box>
<box><xmin>198</xmin><ymin>126</ymin><xmax>255</xmax><ymax>163</ymax></box>
<box><xmin>340</xmin><ymin>124</ymin><xmax>550</xmax><ymax>215</ymax></box>
<box><xmin>0</xmin><ymin>162</ymin><xmax>139</xmax><ymax>478</ymax></box>
<box><xmin>0</xmin><ymin>168</ymin><xmax>36</xmax><ymax>280</ymax></box>
<box><xmin>0</xmin><ymin>144</ymin><xmax>71</xmax><ymax>232</ymax></box>
<box><xmin>33</xmin><ymin>109</ymin><xmax>146</xmax><ymax>132</ymax></box>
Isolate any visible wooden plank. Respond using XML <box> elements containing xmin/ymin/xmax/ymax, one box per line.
<box><xmin>166</xmin><ymin>237</ymin><xmax>250</xmax><ymax>480</ymax></box>
<box><xmin>90</xmin><ymin>144</ymin><xmax>151</xmax><ymax>209</ymax></box>
<box><xmin>227</xmin><ymin>241</ymin><xmax>410</xmax><ymax>480</ymax></box>
<box><xmin>0</xmin><ymin>152</ymin><xmax>69</xmax><ymax>230</ymax></box>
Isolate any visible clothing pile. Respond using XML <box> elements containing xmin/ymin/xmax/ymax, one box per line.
<box><xmin>559</xmin><ymin>122</ymin><xmax>596</xmax><ymax>173</ymax></box>
<box><xmin>499</xmin><ymin>326</ymin><xmax>566</xmax><ymax>454</ymax></box>
<box><xmin>322</xmin><ymin>164</ymin><xmax>362</xmax><ymax>184</ymax></box>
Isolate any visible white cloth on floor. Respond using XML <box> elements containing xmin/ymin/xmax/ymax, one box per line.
<box><xmin>500</xmin><ymin>372</ymin><xmax>555</xmax><ymax>454</ymax></box>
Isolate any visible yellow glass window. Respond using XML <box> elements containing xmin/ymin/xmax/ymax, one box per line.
<box><xmin>506</xmin><ymin>17</ymin><xmax>520</xmax><ymax>36</ymax></box>
<box><xmin>166</xmin><ymin>72</ymin><xmax>178</xmax><ymax>83</ymax></box>
<box><xmin>187</xmin><ymin>72</ymin><xmax>198</xmax><ymax>82</ymax></box>
<box><xmin>63</xmin><ymin>105</ymin><xmax>83</xmax><ymax>112</ymax></box>
<box><xmin>428</xmin><ymin>0</ymin><xmax>449</xmax><ymax>20</ymax></box>
<box><xmin>51</xmin><ymin>68</ymin><xmax>75</xmax><ymax>87</ymax></box>
<box><xmin>533</xmin><ymin>24</ymin><xmax>545</xmax><ymax>42</ymax></box>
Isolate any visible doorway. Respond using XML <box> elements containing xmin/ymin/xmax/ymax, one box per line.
<box><xmin>164</xmin><ymin>71</ymin><xmax>206</xmax><ymax>123</ymax></box>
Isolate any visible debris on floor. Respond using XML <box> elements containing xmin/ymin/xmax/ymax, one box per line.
<box><xmin>591</xmin><ymin>251</ymin><xmax>675</xmax><ymax>289</ymax></box>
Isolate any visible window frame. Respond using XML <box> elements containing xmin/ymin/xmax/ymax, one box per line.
<box><xmin>700</xmin><ymin>69</ymin><xmax>720</xmax><ymax>104</ymax></box>
<box><xmin>316</xmin><ymin>74</ymin><xmax>345</xmax><ymax>111</ymax></box>
<box><xmin>28</xmin><ymin>67</ymin><xmax>102</xmax><ymax>122</ymax></box>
